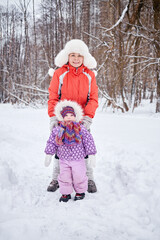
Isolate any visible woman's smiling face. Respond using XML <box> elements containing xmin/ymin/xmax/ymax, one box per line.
<box><xmin>68</xmin><ymin>53</ymin><xmax>84</xmax><ymax>68</ymax></box>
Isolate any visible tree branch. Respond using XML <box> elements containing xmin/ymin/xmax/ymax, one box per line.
<box><xmin>99</xmin><ymin>88</ymin><xmax>125</xmax><ymax>113</ymax></box>
<box><xmin>104</xmin><ymin>2</ymin><xmax>129</xmax><ymax>32</ymax></box>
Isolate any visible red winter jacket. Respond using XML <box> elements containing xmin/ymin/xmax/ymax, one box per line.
<box><xmin>48</xmin><ymin>63</ymin><xmax>98</xmax><ymax>118</ymax></box>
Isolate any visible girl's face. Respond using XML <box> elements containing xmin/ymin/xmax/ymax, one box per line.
<box><xmin>63</xmin><ymin>113</ymin><xmax>76</xmax><ymax>122</ymax></box>
<box><xmin>68</xmin><ymin>53</ymin><xmax>84</xmax><ymax>68</ymax></box>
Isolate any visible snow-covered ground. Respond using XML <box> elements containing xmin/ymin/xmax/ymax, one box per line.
<box><xmin>0</xmin><ymin>102</ymin><xmax>160</xmax><ymax>240</ymax></box>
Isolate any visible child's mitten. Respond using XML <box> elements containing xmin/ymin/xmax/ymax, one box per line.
<box><xmin>44</xmin><ymin>154</ymin><xmax>52</xmax><ymax>167</ymax></box>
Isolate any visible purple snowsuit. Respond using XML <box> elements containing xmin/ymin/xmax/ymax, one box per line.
<box><xmin>45</xmin><ymin>125</ymin><xmax>97</xmax><ymax>194</ymax></box>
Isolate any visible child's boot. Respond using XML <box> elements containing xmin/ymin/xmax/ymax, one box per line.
<box><xmin>59</xmin><ymin>194</ymin><xmax>71</xmax><ymax>202</ymax></box>
<box><xmin>74</xmin><ymin>193</ymin><xmax>85</xmax><ymax>201</ymax></box>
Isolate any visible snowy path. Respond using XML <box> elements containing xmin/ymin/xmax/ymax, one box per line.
<box><xmin>0</xmin><ymin>104</ymin><xmax>160</xmax><ymax>240</ymax></box>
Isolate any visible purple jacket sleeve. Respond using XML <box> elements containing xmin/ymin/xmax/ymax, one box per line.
<box><xmin>81</xmin><ymin>125</ymin><xmax>97</xmax><ymax>156</ymax></box>
<box><xmin>44</xmin><ymin>127</ymin><xmax>58</xmax><ymax>155</ymax></box>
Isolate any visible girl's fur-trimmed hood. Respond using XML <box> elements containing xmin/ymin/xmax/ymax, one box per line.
<box><xmin>54</xmin><ymin>100</ymin><xmax>83</xmax><ymax>122</ymax></box>
<box><xmin>54</xmin><ymin>39</ymin><xmax>97</xmax><ymax>69</ymax></box>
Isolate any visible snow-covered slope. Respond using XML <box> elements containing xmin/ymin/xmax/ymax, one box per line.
<box><xmin>0</xmin><ymin>104</ymin><xmax>160</xmax><ymax>240</ymax></box>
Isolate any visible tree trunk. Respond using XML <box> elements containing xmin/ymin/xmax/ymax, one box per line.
<box><xmin>117</xmin><ymin>0</ymin><xmax>129</xmax><ymax>111</ymax></box>
<box><xmin>153</xmin><ymin>0</ymin><xmax>160</xmax><ymax>112</ymax></box>
<box><xmin>33</xmin><ymin>0</ymin><xmax>38</xmax><ymax>85</ymax></box>
<box><xmin>82</xmin><ymin>0</ymin><xmax>90</xmax><ymax>45</ymax></box>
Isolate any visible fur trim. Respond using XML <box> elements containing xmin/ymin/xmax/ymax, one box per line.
<box><xmin>54</xmin><ymin>100</ymin><xmax>83</xmax><ymax>122</ymax></box>
<box><xmin>55</xmin><ymin>39</ymin><xmax>97</xmax><ymax>69</ymax></box>
<box><xmin>48</xmin><ymin>68</ymin><xmax>55</xmax><ymax>77</ymax></box>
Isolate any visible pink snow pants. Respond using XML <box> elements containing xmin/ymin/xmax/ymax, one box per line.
<box><xmin>58</xmin><ymin>158</ymin><xmax>88</xmax><ymax>195</ymax></box>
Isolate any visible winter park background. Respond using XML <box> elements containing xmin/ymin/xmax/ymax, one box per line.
<box><xmin>1</xmin><ymin>0</ymin><xmax>160</xmax><ymax>239</ymax></box>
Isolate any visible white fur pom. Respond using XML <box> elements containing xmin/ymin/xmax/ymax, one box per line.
<box><xmin>93</xmin><ymin>70</ymin><xmax>97</xmax><ymax>77</ymax></box>
<box><xmin>48</xmin><ymin>68</ymin><xmax>55</xmax><ymax>77</ymax></box>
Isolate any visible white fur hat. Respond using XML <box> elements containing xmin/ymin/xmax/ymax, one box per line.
<box><xmin>54</xmin><ymin>39</ymin><xmax>97</xmax><ymax>69</ymax></box>
<box><xmin>54</xmin><ymin>100</ymin><xmax>83</xmax><ymax>122</ymax></box>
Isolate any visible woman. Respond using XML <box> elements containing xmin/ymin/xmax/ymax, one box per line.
<box><xmin>47</xmin><ymin>39</ymin><xmax>98</xmax><ymax>193</ymax></box>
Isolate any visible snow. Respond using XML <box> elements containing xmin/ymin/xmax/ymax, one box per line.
<box><xmin>0</xmin><ymin>103</ymin><xmax>160</xmax><ymax>240</ymax></box>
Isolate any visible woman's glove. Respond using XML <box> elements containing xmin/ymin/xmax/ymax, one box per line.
<box><xmin>82</xmin><ymin>116</ymin><xmax>92</xmax><ymax>130</ymax></box>
<box><xmin>44</xmin><ymin>154</ymin><xmax>52</xmax><ymax>167</ymax></box>
<box><xmin>87</xmin><ymin>155</ymin><xmax>96</xmax><ymax>168</ymax></box>
<box><xmin>50</xmin><ymin>116</ymin><xmax>58</xmax><ymax>132</ymax></box>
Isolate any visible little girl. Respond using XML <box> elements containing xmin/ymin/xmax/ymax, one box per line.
<box><xmin>44</xmin><ymin>100</ymin><xmax>97</xmax><ymax>202</ymax></box>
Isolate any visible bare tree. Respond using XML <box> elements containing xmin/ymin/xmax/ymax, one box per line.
<box><xmin>82</xmin><ymin>0</ymin><xmax>90</xmax><ymax>45</ymax></box>
<box><xmin>153</xmin><ymin>0</ymin><xmax>160</xmax><ymax>112</ymax></box>
<box><xmin>32</xmin><ymin>0</ymin><xmax>38</xmax><ymax>85</ymax></box>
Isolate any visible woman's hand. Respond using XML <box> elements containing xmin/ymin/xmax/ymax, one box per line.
<box><xmin>50</xmin><ymin>116</ymin><xmax>58</xmax><ymax>132</ymax></box>
<box><xmin>82</xmin><ymin>116</ymin><xmax>92</xmax><ymax>130</ymax></box>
